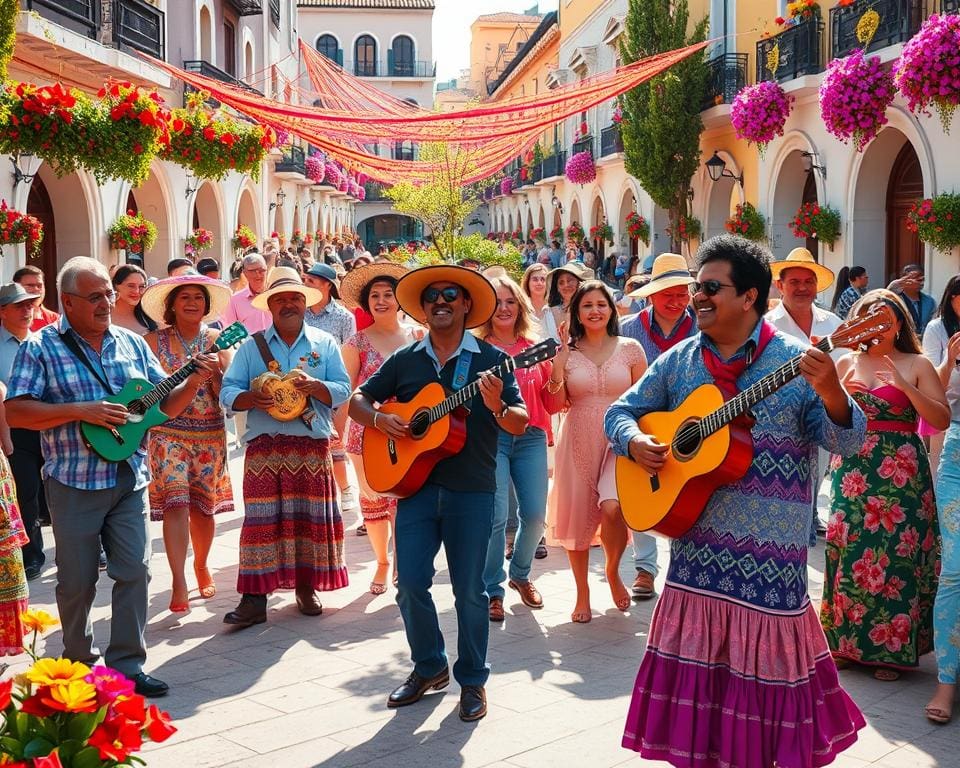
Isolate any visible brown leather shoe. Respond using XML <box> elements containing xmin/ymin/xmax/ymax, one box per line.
<box><xmin>508</xmin><ymin>578</ymin><xmax>543</xmax><ymax>609</ymax></box>
<box><xmin>295</xmin><ymin>588</ymin><xmax>323</xmax><ymax>616</ymax></box>
<box><xmin>223</xmin><ymin>594</ymin><xmax>267</xmax><ymax>628</ymax></box>
<box><xmin>489</xmin><ymin>595</ymin><xmax>505</xmax><ymax>622</ymax></box>
<box><xmin>631</xmin><ymin>569</ymin><xmax>655</xmax><ymax>600</ymax></box>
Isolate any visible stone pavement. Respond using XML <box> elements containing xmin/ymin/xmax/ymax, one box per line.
<box><xmin>13</xmin><ymin>454</ymin><xmax>958</xmax><ymax>768</ymax></box>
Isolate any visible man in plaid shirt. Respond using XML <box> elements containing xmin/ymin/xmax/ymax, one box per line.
<box><xmin>5</xmin><ymin>257</ymin><xmax>217</xmax><ymax>697</ymax></box>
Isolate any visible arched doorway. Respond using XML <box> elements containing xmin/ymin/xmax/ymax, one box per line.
<box><xmin>886</xmin><ymin>142</ymin><xmax>924</xmax><ymax>278</ymax></box>
<box><xmin>568</xmin><ymin>198</ymin><xmax>582</xmax><ymax>243</ymax></box>
<box><xmin>551</xmin><ymin>208</ymin><xmax>562</xmax><ymax>241</ymax></box>
<box><xmin>31</xmin><ymin>166</ymin><xmax>93</xmax><ymax>278</ymax></box>
<box><xmin>591</xmin><ymin>196</ymin><xmax>607</xmax><ymax>262</ymax></box>
<box><xmin>618</xmin><ymin>189</ymin><xmax>637</xmax><ymax>258</ymax></box>
<box><xmin>802</xmin><ymin>173</ymin><xmax>819</xmax><ymax>257</ymax></box>
<box><xmin>192</xmin><ymin>182</ymin><xmax>223</xmax><ymax>262</ymax></box>
<box><xmin>705</xmin><ymin>175</ymin><xmax>738</xmax><ymax>242</ymax></box>
<box><xmin>771</xmin><ymin>149</ymin><xmax>810</xmax><ymax>260</ymax></box>
<box><xmin>26</xmin><ymin>177</ymin><xmax>57</xmax><ymax>310</ymax></box>
<box><xmin>236</xmin><ymin>186</ymin><xmax>258</xmax><ymax>241</ymax></box>
<box><xmin>358</xmin><ymin>214</ymin><xmax>422</xmax><ymax>247</ymax></box>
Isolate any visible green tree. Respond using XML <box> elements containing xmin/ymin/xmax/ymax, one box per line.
<box><xmin>385</xmin><ymin>143</ymin><xmax>482</xmax><ymax>260</ymax></box>
<box><xmin>620</xmin><ymin>0</ymin><xmax>709</xmax><ymax>251</ymax></box>
<box><xmin>0</xmin><ymin>0</ymin><xmax>17</xmax><ymax>82</ymax></box>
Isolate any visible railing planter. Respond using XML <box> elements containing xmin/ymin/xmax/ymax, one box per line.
<box><xmin>830</xmin><ymin>0</ymin><xmax>923</xmax><ymax>60</ymax></box>
<box><xmin>757</xmin><ymin>16</ymin><xmax>824</xmax><ymax>83</ymax></box>
<box><xmin>702</xmin><ymin>52</ymin><xmax>748</xmax><ymax>111</ymax></box>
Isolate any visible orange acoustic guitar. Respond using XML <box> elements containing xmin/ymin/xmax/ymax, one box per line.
<box><xmin>616</xmin><ymin>305</ymin><xmax>895</xmax><ymax>538</ymax></box>
<box><xmin>362</xmin><ymin>339</ymin><xmax>559</xmax><ymax>498</ymax></box>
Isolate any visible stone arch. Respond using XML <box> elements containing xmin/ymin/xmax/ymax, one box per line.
<box><xmin>767</xmin><ymin>131</ymin><xmax>824</xmax><ymax>261</ymax></box>
<box><xmin>236</xmin><ymin>183</ymin><xmax>259</xmax><ymax>239</ymax></box>
<box><xmin>701</xmin><ymin>150</ymin><xmax>744</xmax><ymax>242</ymax></box>
<box><xmin>618</xmin><ymin>185</ymin><xmax>638</xmax><ymax>258</ymax></box>
<box><xmin>192</xmin><ymin>180</ymin><xmax>224</xmax><ymax>262</ymax></box>
<box><xmin>198</xmin><ymin>1</ymin><xmax>214</xmax><ymax>61</ymax></box>
<box><xmin>568</xmin><ymin>197</ymin><xmax>582</xmax><ymax>240</ymax></box>
<box><xmin>124</xmin><ymin>161</ymin><xmax>175</xmax><ymax>277</ymax></box>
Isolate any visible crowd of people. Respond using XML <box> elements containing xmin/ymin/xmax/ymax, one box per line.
<box><xmin>0</xmin><ymin>230</ymin><xmax>955</xmax><ymax>764</ymax></box>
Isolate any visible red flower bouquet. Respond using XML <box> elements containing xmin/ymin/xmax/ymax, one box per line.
<box><xmin>724</xmin><ymin>202</ymin><xmax>766</xmax><ymax>241</ymax></box>
<box><xmin>791</xmin><ymin>202</ymin><xmax>841</xmax><ymax>247</ymax></box>
<box><xmin>107</xmin><ymin>211</ymin><xmax>157</xmax><ymax>254</ymax></box>
<box><xmin>0</xmin><ymin>200</ymin><xmax>43</xmax><ymax>257</ymax></box>
<box><xmin>906</xmin><ymin>193</ymin><xmax>960</xmax><ymax>253</ymax></box>
<box><xmin>231</xmin><ymin>224</ymin><xmax>257</xmax><ymax>251</ymax></box>
<box><xmin>625</xmin><ymin>212</ymin><xmax>650</xmax><ymax>245</ymax></box>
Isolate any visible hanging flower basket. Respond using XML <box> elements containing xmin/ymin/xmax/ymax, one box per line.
<box><xmin>108</xmin><ymin>210</ymin><xmax>158</xmax><ymax>254</ymax></box>
<box><xmin>185</xmin><ymin>227</ymin><xmax>213</xmax><ymax>256</ymax></box>
<box><xmin>500</xmin><ymin>177</ymin><xmax>513</xmax><ymax>196</ymax></box>
<box><xmin>564</xmin><ymin>151</ymin><xmax>596</xmax><ymax>185</ymax></box>
<box><xmin>666</xmin><ymin>215</ymin><xmax>701</xmax><ymax>243</ymax></box>
<box><xmin>530</xmin><ymin>226</ymin><xmax>545</xmax><ymax>242</ymax></box>
<box><xmin>819</xmin><ymin>50</ymin><xmax>893</xmax><ymax>152</ymax></box>
<box><xmin>791</xmin><ymin>202</ymin><xmax>841</xmax><ymax>247</ymax></box>
<box><xmin>549</xmin><ymin>225</ymin><xmax>563</xmax><ymax>241</ymax></box>
<box><xmin>565</xmin><ymin>222</ymin><xmax>585</xmax><ymax>244</ymax></box>
<box><xmin>305</xmin><ymin>154</ymin><xmax>325</xmax><ymax>184</ymax></box>
<box><xmin>590</xmin><ymin>222</ymin><xmax>614</xmax><ymax>244</ymax></box>
<box><xmin>290</xmin><ymin>229</ymin><xmax>304</xmax><ymax>248</ymax></box>
<box><xmin>511</xmin><ymin>227</ymin><xmax>522</xmax><ymax>241</ymax></box>
<box><xmin>324</xmin><ymin>162</ymin><xmax>341</xmax><ymax>188</ymax></box>
<box><xmin>625</xmin><ymin>212</ymin><xmax>650</xmax><ymax>245</ymax></box>
<box><xmin>0</xmin><ymin>200</ymin><xmax>43</xmax><ymax>256</ymax></box>
<box><xmin>231</xmin><ymin>224</ymin><xmax>257</xmax><ymax>251</ymax></box>
<box><xmin>731</xmin><ymin>81</ymin><xmax>793</xmax><ymax>153</ymax></box>
<box><xmin>906</xmin><ymin>193</ymin><xmax>960</xmax><ymax>253</ymax></box>
<box><xmin>894</xmin><ymin>13</ymin><xmax>960</xmax><ymax>132</ymax></box>
<box><xmin>725</xmin><ymin>202</ymin><xmax>766</xmax><ymax>241</ymax></box>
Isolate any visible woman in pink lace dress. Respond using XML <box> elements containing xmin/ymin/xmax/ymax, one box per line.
<box><xmin>340</xmin><ymin>263</ymin><xmax>413</xmax><ymax>594</ymax></box>
<box><xmin>544</xmin><ymin>280</ymin><xmax>647</xmax><ymax>623</ymax></box>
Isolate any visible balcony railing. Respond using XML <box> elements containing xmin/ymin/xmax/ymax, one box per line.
<box><xmin>25</xmin><ymin>0</ymin><xmax>98</xmax><ymax>40</ymax></box>
<box><xmin>275</xmin><ymin>145</ymin><xmax>305</xmax><ymax>175</ymax></box>
<box><xmin>757</xmin><ymin>16</ymin><xmax>823</xmax><ymax>83</ymax></box>
<box><xmin>363</xmin><ymin>182</ymin><xmax>390</xmax><ymax>201</ymax></box>
<box><xmin>112</xmin><ymin>0</ymin><xmax>163</xmax><ymax>59</ymax></box>
<box><xmin>540</xmin><ymin>150</ymin><xmax>567</xmax><ymax>180</ymax></box>
<box><xmin>183</xmin><ymin>60</ymin><xmax>262</xmax><ymax>94</ymax></box>
<box><xmin>225</xmin><ymin>0</ymin><xmax>262</xmax><ymax>15</ymax></box>
<box><xmin>348</xmin><ymin>60</ymin><xmax>436</xmax><ymax>78</ymax></box>
<box><xmin>702</xmin><ymin>52</ymin><xmax>748</xmax><ymax>111</ymax></box>
<box><xmin>945</xmin><ymin>0</ymin><xmax>959</xmax><ymax>12</ymax></box>
<box><xmin>269</xmin><ymin>0</ymin><xmax>279</xmax><ymax>28</ymax></box>
<box><xmin>600</xmin><ymin>125</ymin><xmax>623</xmax><ymax>156</ymax></box>
<box><xmin>572</xmin><ymin>137</ymin><xmax>594</xmax><ymax>159</ymax></box>
<box><xmin>831</xmin><ymin>0</ymin><xmax>924</xmax><ymax>59</ymax></box>
<box><xmin>532</xmin><ymin>161</ymin><xmax>543</xmax><ymax>183</ymax></box>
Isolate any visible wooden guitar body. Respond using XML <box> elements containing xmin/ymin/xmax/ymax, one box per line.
<box><xmin>362</xmin><ymin>382</ymin><xmax>468</xmax><ymax>498</ymax></box>
<box><xmin>80</xmin><ymin>379</ymin><xmax>170</xmax><ymax>463</ymax></box>
<box><xmin>616</xmin><ymin>383</ymin><xmax>754</xmax><ymax>537</ymax></box>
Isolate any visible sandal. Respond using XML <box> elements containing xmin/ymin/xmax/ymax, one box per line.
<box><xmin>874</xmin><ymin>667</ymin><xmax>901</xmax><ymax>682</ymax></box>
<box><xmin>194</xmin><ymin>565</ymin><xmax>216</xmax><ymax>599</ymax></box>
<box><xmin>534</xmin><ymin>537</ymin><xmax>548</xmax><ymax>560</ymax></box>
<box><xmin>925</xmin><ymin>706</ymin><xmax>952</xmax><ymax>724</ymax></box>
<box><xmin>370</xmin><ymin>582</ymin><xmax>387</xmax><ymax>595</ymax></box>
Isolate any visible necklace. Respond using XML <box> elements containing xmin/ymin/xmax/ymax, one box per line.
<box><xmin>174</xmin><ymin>325</ymin><xmax>206</xmax><ymax>358</ymax></box>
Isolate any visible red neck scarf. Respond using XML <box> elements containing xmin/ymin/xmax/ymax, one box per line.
<box><xmin>640</xmin><ymin>307</ymin><xmax>694</xmax><ymax>354</ymax></box>
<box><xmin>701</xmin><ymin>320</ymin><xmax>777</xmax><ymax>399</ymax></box>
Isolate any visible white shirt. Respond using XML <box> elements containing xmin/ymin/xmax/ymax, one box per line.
<box><xmin>922</xmin><ymin>318</ymin><xmax>960</xmax><ymax>421</ymax></box>
<box><xmin>765</xmin><ymin>302</ymin><xmax>845</xmax><ymax>362</ymax></box>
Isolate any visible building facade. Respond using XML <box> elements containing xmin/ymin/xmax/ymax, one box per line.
<box><xmin>469</xmin><ymin>12</ymin><xmax>544</xmax><ymax>97</ymax></box>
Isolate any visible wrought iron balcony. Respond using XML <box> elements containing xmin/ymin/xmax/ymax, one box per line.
<box><xmin>945</xmin><ymin>0</ymin><xmax>959</xmax><ymax>12</ymax></box>
<box><xmin>531</xmin><ymin>161</ymin><xmax>543</xmax><ymax>183</ymax></box>
<box><xmin>183</xmin><ymin>60</ymin><xmax>262</xmax><ymax>94</ymax></box>
<box><xmin>363</xmin><ymin>182</ymin><xmax>390</xmax><ymax>201</ymax></box>
<box><xmin>831</xmin><ymin>0</ymin><xmax>924</xmax><ymax>59</ymax></box>
<box><xmin>25</xmin><ymin>0</ymin><xmax>98</xmax><ymax>40</ymax></box>
<box><xmin>387</xmin><ymin>60</ymin><xmax>436</xmax><ymax>77</ymax></box>
<box><xmin>269</xmin><ymin>0</ymin><xmax>279</xmax><ymax>28</ymax></box>
<box><xmin>572</xmin><ymin>137</ymin><xmax>594</xmax><ymax>159</ymax></box>
<box><xmin>600</xmin><ymin>125</ymin><xmax>624</xmax><ymax>157</ymax></box>
<box><xmin>540</xmin><ymin>149</ymin><xmax>567</xmax><ymax>180</ymax></box>
<box><xmin>275</xmin><ymin>145</ymin><xmax>305</xmax><ymax>176</ymax></box>
<box><xmin>757</xmin><ymin>16</ymin><xmax>823</xmax><ymax>83</ymax></box>
<box><xmin>225</xmin><ymin>0</ymin><xmax>262</xmax><ymax>15</ymax></box>
<box><xmin>702</xmin><ymin>52</ymin><xmax>748</xmax><ymax>111</ymax></box>
<box><xmin>112</xmin><ymin>0</ymin><xmax>163</xmax><ymax>59</ymax></box>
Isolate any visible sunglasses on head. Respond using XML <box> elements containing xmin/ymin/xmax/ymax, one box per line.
<box><xmin>693</xmin><ymin>280</ymin><xmax>736</xmax><ymax>297</ymax></box>
<box><xmin>422</xmin><ymin>286</ymin><xmax>462</xmax><ymax>304</ymax></box>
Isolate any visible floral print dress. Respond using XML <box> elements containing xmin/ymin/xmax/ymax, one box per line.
<box><xmin>821</xmin><ymin>385</ymin><xmax>939</xmax><ymax>668</ymax></box>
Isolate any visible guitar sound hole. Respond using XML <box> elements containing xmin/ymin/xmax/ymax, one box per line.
<box><xmin>673</xmin><ymin>420</ymin><xmax>703</xmax><ymax>461</ymax></box>
<box><xmin>409</xmin><ymin>410</ymin><xmax>431</xmax><ymax>439</ymax></box>
<box><xmin>127</xmin><ymin>402</ymin><xmax>147</xmax><ymax>417</ymax></box>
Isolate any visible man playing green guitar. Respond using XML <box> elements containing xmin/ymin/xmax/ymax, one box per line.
<box><xmin>5</xmin><ymin>256</ymin><xmax>218</xmax><ymax>699</ymax></box>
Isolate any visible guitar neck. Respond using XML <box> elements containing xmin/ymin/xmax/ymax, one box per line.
<box><xmin>701</xmin><ymin>335</ymin><xmax>833</xmax><ymax>436</ymax></box>
<box><xmin>136</xmin><ymin>339</ymin><xmax>220</xmax><ymax>410</ymax></box>
<box><xmin>429</xmin><ymin>357</ymin><xmax>516</xmax><ymax>422</ymax></box>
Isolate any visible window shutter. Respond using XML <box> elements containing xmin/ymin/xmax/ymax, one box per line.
<box><xmin>387</xmin><ymin>49</ymin><xmax>394</xmax><ymax>76</ymax></box>
<box><xmin>336</xmin><ymin>48</ymin><xmax>343</xmax><ymax>66</ymax></box>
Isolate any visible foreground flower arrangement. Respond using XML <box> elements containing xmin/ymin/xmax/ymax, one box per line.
<box><xmin>0</xmin><ymin>609</ymin><xmax>176</xmax><ymax>766</ymax></box>
<box><xmin>0</xmin><ymin>200</ymin><xmax>43</xmax><ymax>256</ymax></box>
<box><xmin>819</xmin><ymin>50</ymin><xmax>893</xmax><ymax>152</ymax></box>
<box><xmin>731</xmin><ymin>81</ymin><xmax>793</xmax><ymax>154</ymax></box>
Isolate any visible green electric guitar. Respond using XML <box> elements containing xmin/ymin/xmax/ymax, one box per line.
<box><xmin>81</xmin><ymin>322</ymin><xmax>248</xmax><ymax>462</ymax></box>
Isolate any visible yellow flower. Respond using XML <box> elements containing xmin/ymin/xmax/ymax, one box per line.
<box><xmin>42</xmin><ymin>679</ymin><xmax>99</xmax><ymax>713</ymax></box>
<box><xmin>856</xmin><ymin>9</ymin><xmax>881</xmax><ymax>47</ymax></box>
<box><xmin>24</xmin><ymin>657</ymin><xmax>91</xmax><ymax>687</ymax></box>
<box><xmin>20</xmin><ymin>609</ymin><xmax>59</xmax><ymax>634</ymax></box>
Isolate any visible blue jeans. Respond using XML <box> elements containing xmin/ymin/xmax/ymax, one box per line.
<box><xmin>631</xmin><ymin>530</ymin><xmax>659</xmax><ymax>577</ymax></box>
<box><xmin>484</xmin><ymin>428</ymin><xmax>548</xmax><ymax>599</ymax></box>
<box><xmin>396</xmin><ymin>484</ymin><xmax>494</xmax><ymax>687</ymax></box>
<box><xmin>935</xmin><ymin>423</ymin><xmax>960</xmax><ymax>684</ymax></box>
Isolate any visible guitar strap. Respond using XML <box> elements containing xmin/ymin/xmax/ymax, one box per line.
<box><xmin>252</xmin><ymin>331</ymin><xmax>317</xmax><ymax>430</ymax></box>
<box><xmin>59</xmin><ymin>330</ymin><xmax>115</xmax><ymax>395</ymax></box>
<box><xmin>451</xmin><ymin>349</ymin><xmax>473</xmax><ymax>390</ymax></box>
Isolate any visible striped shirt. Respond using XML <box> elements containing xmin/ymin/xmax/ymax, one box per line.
<box><xmin>6</xmin><ymin>317</ymin><xmax>168</xmax><ymax>490</ymax></box>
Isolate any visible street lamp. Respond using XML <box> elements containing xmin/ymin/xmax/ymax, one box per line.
<box><xmin>11</xmin><ymin>154</ymin><xmax>39</xmax><ymax>188</ymax></box>
<box><xmin>800</xmin><ymin>151</ymin><xmax>827</xmax><ymax>180</ymax></box>
<box><xmin>705</xmin><ymin>151</ymin><xmax>744</xmax><ymax>187</ymax></box>
<box><xmin>269</xmin><ymin>189</ymin><xmax>286</xmax><ymax>212</ymax></box>
<box><xmin>184</xmin><ymin>172</ymin><xmax>198</xmax><ymax>199</ymax></box>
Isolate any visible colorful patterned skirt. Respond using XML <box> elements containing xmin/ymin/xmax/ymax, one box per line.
<box><xmin>622</xmin><ymin>585</ymin><xmax>865</xmax><ymax>768</ymax></box>
<box><xmin>238</xmin><ymin>434</ymin><xmax>348</xmax><ymax>593</ymax></box>
<box><xmin>0</xmin><ymin>451</ymin><xmax>29</xmax><ymax>656</ymax></box>
<box><xmin>346</xmin><ymin>421</ymin><xmax>396</xmax><ymax>522</ymax></box>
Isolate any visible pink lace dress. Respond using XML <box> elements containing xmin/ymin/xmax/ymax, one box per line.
<box><xmin>547</xmin><ymin>337</ymin><xmax>645</xmax><ymax>550</ymax></box>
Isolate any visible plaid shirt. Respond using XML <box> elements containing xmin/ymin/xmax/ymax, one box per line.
<box><xmin>6</xmin><ymin>317</ymin><xmax>167</xmax><ymax>491</ymax></box>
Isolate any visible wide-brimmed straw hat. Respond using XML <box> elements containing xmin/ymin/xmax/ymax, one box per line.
<box><xmin>140</xmin><ymin>274</ymin><xmax>232</xmax><ymax>324</ymax></box>
<box><xmin>629</xmin><ymin>253</ymin><xmax>694</xmax><ymax>299</ymax></box>
<box><xmin>546</xmin><ymin>261</ymin><xmax>594</xmax><ymax>295</ymax></box>
<box><xmin>770</xmin><ymin>247</ymin><xmax>835</xmax><ymax>293</ymax></box>
<box><xmin>251</xmin><ymin>266</ymin><xmax>324</xmax><ymax>311</ymax></box>
<box><xmin>395</xmin><ymin>264</ymin><xmax>496</xmax><ymax>329</ymax></box>
<box><xmin>339</xmin><ymin>262</ymin><xmax>409</xmax><ymax>310</ymax></box>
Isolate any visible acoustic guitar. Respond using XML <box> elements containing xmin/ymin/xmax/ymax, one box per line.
<box><xmin>615</xmin><ymin>306</ymin><xmax>894</xmax><ymax>537</ymax></box>
<box><xmin>82</xmin><ymin>322</ymin><xmax>248</xmax><ymax>462</ymax></box>
<box><xmin>362</xmin><ymin>339</ymin><xmax>559</xmax><ymax>498</ymax></box>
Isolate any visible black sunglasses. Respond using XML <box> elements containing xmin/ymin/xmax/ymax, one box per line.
<box><xmin>422</xmin><ymin>286</ymin><xmax>462</xmax><ymax>304</ymax></box>
<box><xmin>693</xmin><ymin>280</ymin><xmax>736</xmax><ymax>297</ymax></box>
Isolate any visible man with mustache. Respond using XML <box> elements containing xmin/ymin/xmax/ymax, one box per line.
<box><xmin>220</xmin><ymin>267</ymin><xmax>352</xmax><ymax>628</ymax></box>
<box><xmin>350</xmin><ymin>265</ymin><xmax>527</xmax><ymax>722</ymax></box>
<box><xmin>605</xmin><ymin>235</ymin><xmax>867</xmax><ymax>767</ymax></box>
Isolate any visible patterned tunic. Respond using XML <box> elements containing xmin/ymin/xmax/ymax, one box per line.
<box><xmin>605</xmin><ymin>323</ymin><xmax>867</xmax><ymax>768</ymax></box>
<box><xmin>0</xmin><ymin>451</ymin><xmax>28</xmax><ymax>656</ymax></box>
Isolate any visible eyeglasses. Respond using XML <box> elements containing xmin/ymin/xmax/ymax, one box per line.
<box><xmin>692</xmin><ymin>280</ymin><xmax>736</xmax><ymax>297</ymax></box>
<box><xmin>66</xmin><ymin>290</ymin><xmax>118</xmax><ymax>305</ymax></box>
<box><xmin>422</xmin><ymin>286</ymin><xmax>462</xmax><ymax>304</ymax></box>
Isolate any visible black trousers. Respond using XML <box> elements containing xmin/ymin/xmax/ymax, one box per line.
<box><xmin>10</xmin><ymin>428</ymin><xmax>46</xmax><ymax>571</ymax></box>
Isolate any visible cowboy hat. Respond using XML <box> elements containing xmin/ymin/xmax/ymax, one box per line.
<box><xmin>770</xmin><ymin>247</ymin><xmax>835</xmax><ymax>293</ymax></box>
<box><xmin>251</xmin><ymin>266</ymin><xmax>324</xmax><ymax>311</ymax></box>
<box><xmin>304</xmin><ymin>262</ymin><xmax>341</xmax><ymax>298</ymax></box>
<box><xmin>629</xmin><ymin>253</ymin><xmax>695</xmax><ymax>298</ymax></box>
<box><xmin>546</xmin><ymin>261</ymin><xmax>594</xmax><ymax>295</ymax></box>
<box><xmin>140</xmin><ymin>273</ymin><xmax>232</xmax><ymax>324</ymax></box>
<box><xmin>339</xmin><ymin>262</ymin><xmax>409</xmax><ymax>310</ymax></box>
<box><xmin>395</xmin><ymin>264</ymin><xmax>496</xmax><ymax>329</ymax></box>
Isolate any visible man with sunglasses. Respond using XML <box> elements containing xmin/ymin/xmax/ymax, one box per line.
<box><xmin>605</xmin><ymin>235</ymin><xmax>867</xmax><ymax>766</ymax></box>
<box><xmin>5</xmin><ymin>257</ymin><xmax>218</xmax><ymax>698</ymax></box>
<box><xmin>350</xmin><ymin>265</ymin><xmax>527</xmax><ymax>723</ymax></box>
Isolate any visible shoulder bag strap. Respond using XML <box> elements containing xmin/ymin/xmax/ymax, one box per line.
<box><xmin>252</xmin><ymin>331</ymin><xmax>277</xmax><ymax>369</ymax></box>
<box><xmin>59</xmin><ymin>330</ymin><xmax>114</xmax><ymax>395</ymax></box>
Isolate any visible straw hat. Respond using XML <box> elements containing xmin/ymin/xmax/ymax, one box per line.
<box><xmin>628</xmin><ymin>253</ymin><xmax>694</xmax><ymax>298</ymax></box>
<box><xmin>251</xmin><ymin>266</ymin><xmax>324</xmax><ymax>311</ymax></box>
<box><xmin>395</xmin><ymin>264</ymin><xmax>496</xmax><ymax>329</ymax></box>
<box><xmin>481</xmin><ymin>265</ymin><xmax>509</xmax><ymax>280</ymax></box>
<box><xmin>339</xmin><ymin>262</ymin><xmax>409</xmax><ymax>310</ymax></box>
<box><xmin>546</xmin><ymin>261</ymin><xmax>594</xmax><ymax>295</ymax></box>
<box><xmin>140</xmin><ymin>274</ymin><xmax>232</xmax><ymax>324</ymax></box>
<box><xmin>770</xmin><ymin>247</ymin><xmax>835</xmax><ymax>293</ymax></box>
